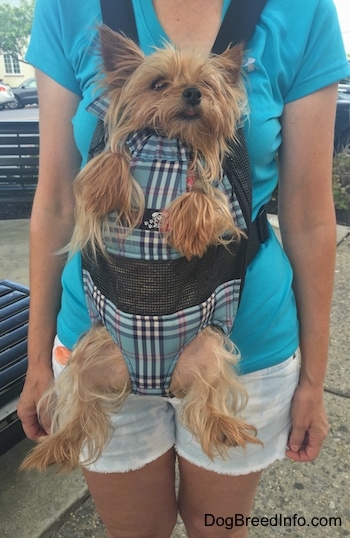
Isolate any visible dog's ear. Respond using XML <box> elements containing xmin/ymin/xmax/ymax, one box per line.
<box><xmin>99</xmin><ymin>25</ymin><xmax>144</xmax><ymax>89</ymax></box>
<box><xmin>211</xmin><ymin>44</ymin><xmax>244</xmax><ymax>85</ymax></box>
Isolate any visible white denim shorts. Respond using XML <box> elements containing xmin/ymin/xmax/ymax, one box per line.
<box><xmin>52</xmin><ymin>337</ymin><xmax>301</xmax><ymax>475</ymax></box>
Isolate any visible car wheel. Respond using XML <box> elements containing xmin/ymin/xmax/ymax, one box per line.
<box><xmin>12</xmin><ymin>96</ymin><xmax>23</xmax><ymax>109</ymax></box>
<box><xmin>6</xmin><ymin>99</ymin><xmax>18</xmax><ymax>110</ymax></box>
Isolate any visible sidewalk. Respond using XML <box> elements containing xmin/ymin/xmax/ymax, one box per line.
<box><xmin>0</xmin><ymin>218</ymin><xmax>349</xmax><ymax>538</ymax></box>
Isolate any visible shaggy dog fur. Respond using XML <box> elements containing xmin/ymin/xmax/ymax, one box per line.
<box><xmin>21</xmin><ymin>27</ymin><xmax>262</xmax><ymax>473</ymax></box>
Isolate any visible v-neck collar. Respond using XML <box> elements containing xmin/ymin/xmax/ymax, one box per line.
<box><xmin>131</xmin><ymin>0</ymin><xmax>232</xmax><ymax>54</ymax></box>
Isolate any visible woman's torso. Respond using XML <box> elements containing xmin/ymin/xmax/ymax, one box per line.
<box><xmin>26</xmin><ymin>0</ymin><xmax>349</xmax><ymax>373</ymax></box>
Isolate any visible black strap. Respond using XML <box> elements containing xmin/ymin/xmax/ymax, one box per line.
<box><xmin>246</xmin><ymin>208</ymin><xmax>269</xmax><ymax>260</ymax></box>
<box><xmin>88</xmin><ymin>116</ymin><xmax>106</xmax><ymax>162</ymax></box>
<box><xmin>224</xmin><ymin>129</ymin><xmax>252</xmax><ymax>232</ymax></box>
<box><xmin>100</xmin><ymin>0</ymin><xmax>139</xmax><ymax>43</ymax></box>
<box><xmin>213</xmin><ymin>0</ymin><xmax>267</xmax><ymax>54</ymax></box>
<box><xmin>100</xmin><ymin>0</ymin><xmax>267</xmax><ymax>53</ymax></box>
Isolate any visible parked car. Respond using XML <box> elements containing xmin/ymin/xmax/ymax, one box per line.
<box><xmin>7</xmin><ymin>78</ymin><xmax>38</xmax><ymax>109</ymax></box>
<box><xmin>338</xmin><ymin>70</ymin><xmax>350</xmax><ymax>95</ymax></box>
<box><xmin>335</xmin><ymin>89</ymin><xmax>350</xmax><ymax>152</ymax></box>
<box><xmin>0</xmin><ymin>83</ymin><xmax>15</xmax><ymax>110</ymax></box>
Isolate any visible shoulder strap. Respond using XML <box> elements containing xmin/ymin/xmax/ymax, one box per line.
<box><xmin>99</xmin><ymin>0</ymin><xmax>267</xmax><ymax>52</ymax></box>
<box><xmin>212</xmin><ymin>0</ymin><xmax>267</xmax><ymax>54</ymax></box>
<box><xmin>100</xmin><ymin>0</ymin><xmax>139</xmax><ymax>43</ymax></box>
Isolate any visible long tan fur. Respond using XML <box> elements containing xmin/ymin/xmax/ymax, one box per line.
<box><xmin>161</xmin><ymin>185</ymin><xmax>242</xmax><ymax>259</ymax></box>
<box><xmin>169</xmin><ymin>327</ymin><xmax>262</xmax><ymax>459</ymax></box>
<box><xmin>21</xmin><ymin>28</ymin><xmax>261</xmax><ymax>473</ymax></box>
<box><xmin>69</xmin><ymin>26</ymin><xmax>247</xmax><ymax>259</ymax></box>
<box><xmin>21</xmin><ymin>326</ymin><xmax>261</xmax><ymax>472</ymax></box>
<box><xmin>20</xmin><ymin>324</ymin><xmax>131</xmax><ymax>472</ymax></box>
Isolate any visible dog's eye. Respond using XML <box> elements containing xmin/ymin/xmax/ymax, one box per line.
<box><xmin>201</xmin><ymin>80</ymin><xmax>214</xmax><ymax>90</ymax></box>
<box><xmin>151</xmin><ymin>79</ymin><xmax>169</xmax><ymax>91</ymax></box>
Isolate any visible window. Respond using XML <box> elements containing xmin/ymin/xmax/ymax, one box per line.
<box><xmin>3</xmin><ymin>53</ymin><xmax>21</xmax><ymax>75</ymax></box>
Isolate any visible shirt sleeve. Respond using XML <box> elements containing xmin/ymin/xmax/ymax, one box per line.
<box><xmin>25</xmin><ymin>0</ymin><xmax>100</xmax><ymax>96</ymax></box>
<box><xmin>284</xmin><ymin>0</ymin><xmax>350</xmax><ymax>103</ymax></box>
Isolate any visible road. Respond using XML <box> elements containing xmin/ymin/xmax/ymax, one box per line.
<box><xmin>0</xmin><ymin>105</ymin><xmax>39</xmax><ymax>121</ymax></box>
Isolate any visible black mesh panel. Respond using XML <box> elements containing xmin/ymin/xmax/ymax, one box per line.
<box><xmin>82</xmin><ymin>241</ymin><xmax>246</xmax><ymax>316</ymax></box>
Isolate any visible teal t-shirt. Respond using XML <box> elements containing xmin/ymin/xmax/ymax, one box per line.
<box><xmin>26</xmin><ymin>0</ymin><xmax>350</xmax><ymax>374</ymax></box>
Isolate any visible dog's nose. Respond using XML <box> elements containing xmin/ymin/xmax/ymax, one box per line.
<box><xmin>183</xmin><ymin>87</ymin><xmax>202</xmax><ymax>106</ymax></box>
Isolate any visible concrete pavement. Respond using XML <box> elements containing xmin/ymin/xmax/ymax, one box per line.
<box><xmin>0</xmin><ymin>217</ymin><xmax>349</xmax><ymax>537</ymax></box>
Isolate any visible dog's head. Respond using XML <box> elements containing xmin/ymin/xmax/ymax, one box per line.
<box><xmin>99</xmin><ymin>26</ymin><xmax>246</xmax><ymax>152</ymax></box>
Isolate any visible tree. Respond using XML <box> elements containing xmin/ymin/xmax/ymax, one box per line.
<box><xmin>0</xmin><ymin>0</ymin><xmax>35</xmax><ymax>62</ymax></box>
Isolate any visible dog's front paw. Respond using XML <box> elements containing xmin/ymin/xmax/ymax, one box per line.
<box><xmin>161</xmin><ymin>191</ymin><xmax>241</xmax><ymax>259</ymax></box>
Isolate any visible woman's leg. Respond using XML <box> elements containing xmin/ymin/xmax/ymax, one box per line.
<box><xmin>83</xmin><ymin>448</ymin><xmax>177</xmax><ymax>538</ymax></box>
<box><xmin>178</xmin><ymin>456</ymin><xmax>262</xmax><ymax>538</ymax></box>
<box><xmin>174</xmin><ymin>352</ymin><xmax>301</xmax><ymax>537</ymax></box>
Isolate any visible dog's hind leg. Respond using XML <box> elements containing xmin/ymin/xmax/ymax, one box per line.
<box><xmin>169</xmin><ymin>326</ymin><xmax>262</xmax><ymax>460</ymax></box>
<box><xmin>20</xmin><ymin>324</ymin><xmax>131</xmax><ymax>472</ymax></box>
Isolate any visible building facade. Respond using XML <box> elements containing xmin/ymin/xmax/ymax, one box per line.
<box><xmin>0</xmin><ymin>51</ymin><xmax>35</xmax><ymax>87</ymax></box>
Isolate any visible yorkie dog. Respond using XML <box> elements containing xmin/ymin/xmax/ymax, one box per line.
<box><xmin>21</xmin><ymin>27</ymin><xmax>262</xmax><ymax>473</ymax></box>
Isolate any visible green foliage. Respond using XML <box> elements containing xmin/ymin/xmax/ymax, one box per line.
<box><xmin>332</xmin><ymin>149</ymin><xmax>350</xmax><ymax>212</ymax></box>
<box><xmin>0</xmin><ymin>0</ymin><xmax>35</xmax><ymax>61</ymax></box>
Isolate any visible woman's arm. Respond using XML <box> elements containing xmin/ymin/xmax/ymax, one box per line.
<box><xmin>17</xmin><ymin>70</ymin><xmax>81</xmax><ymax>440</ymax></box>
<box><xmin>278</xmin><ymin>83</ymin><xmax>338</xmax><ymax>462</ymax></box>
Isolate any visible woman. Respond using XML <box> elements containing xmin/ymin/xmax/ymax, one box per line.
<box><xmin>17</xmin><ymin>0</ymin><xmax>350</xmax><ymax>536</ymax></box>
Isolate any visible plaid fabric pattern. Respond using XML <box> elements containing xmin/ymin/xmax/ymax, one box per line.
<box><xmin>103</xmin><ymin>130</ymin><xmax>246</xmax><ymax>258</ymax></box>
<box><xmin>86</xmin><ymin>92</ymin><xmax>109</xmax><ymax>120</ymax></box>
<box><xmin>86</xmin><ymin>94</ymin><xmax>247</xmax><ymax>232</ymax></box>
<box><xmin>126</xmin><ymin>131</ymin><xmax>189</xmax><ymax>209</ymax></box>
<box><xmin>84</xmin><ymin>270</ymin><xmax>240</xmax><ymax>396</ymax></box>
<box><xmin>104</xmin><ymin>217</ymin><xmax>175</xmax><ymax>260</ymax></box>
<box><xmin>84</xmin><ymin>96</ymin><xmax>248</xmax><ymax>395</ymax></box>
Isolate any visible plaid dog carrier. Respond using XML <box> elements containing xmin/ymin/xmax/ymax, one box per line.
<box><xmin>82</xmin><ymin>0</ymin><xmax>269</xmax><ymax>396</ymax></box>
